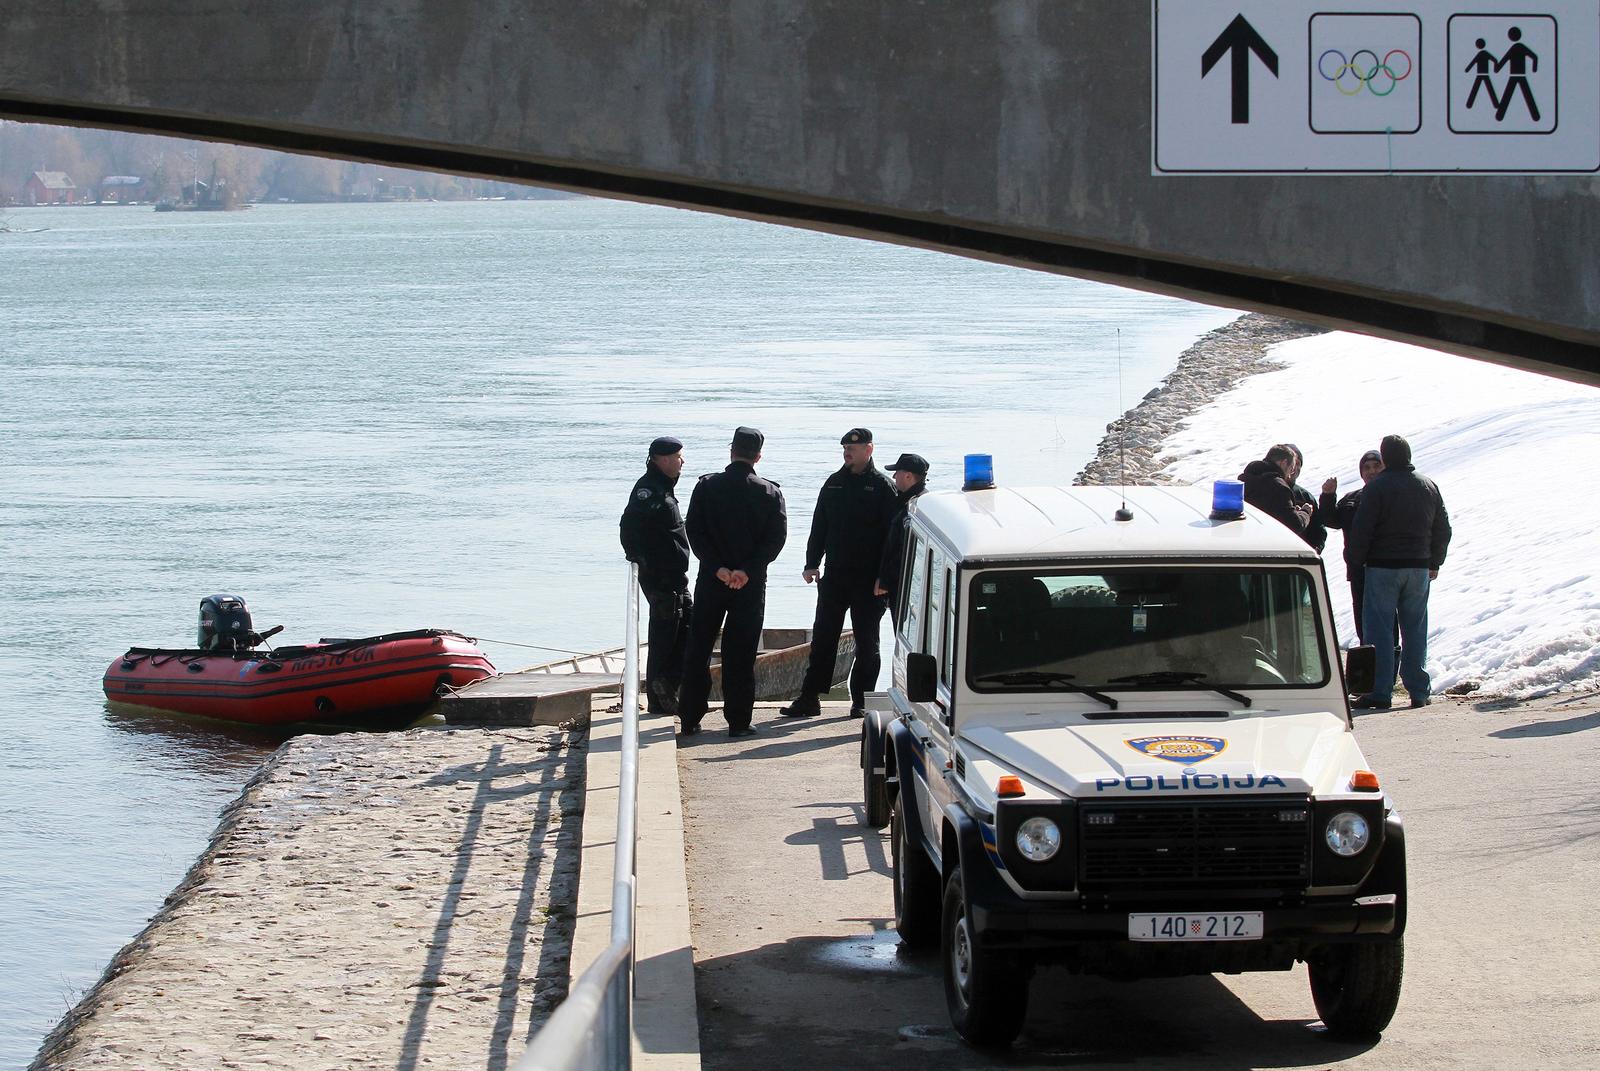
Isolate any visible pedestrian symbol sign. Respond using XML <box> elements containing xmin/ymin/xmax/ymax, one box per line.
<box><xmin>1449</xmin><ymin>16</ymin><xmax>1557</xmax><ymax>133</ymax></box>
<box><xmin>1153</xmin><ymin>0</ymin><xmax>1599</xmax><ymax>173</ymax></box>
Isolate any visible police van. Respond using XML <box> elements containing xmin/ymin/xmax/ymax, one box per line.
<box><xmin>861</xmin><ymin>460</ymin><xmax>1404</xmax><ymax>1047</ymax></box>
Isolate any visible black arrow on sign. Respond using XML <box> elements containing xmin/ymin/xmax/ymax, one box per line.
<box><xmin>1200</xmin><ymin>14</ymin><xmax>1279</xmax><ymax>124</ymax></box>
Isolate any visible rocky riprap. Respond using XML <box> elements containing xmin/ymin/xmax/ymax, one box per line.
<box><xmin>1076</xmin><ymin>314</ymin><xmax>1324</xmax><ymax>486</ymax></box>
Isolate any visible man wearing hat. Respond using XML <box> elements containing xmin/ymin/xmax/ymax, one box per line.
<box><xmin>875</xmin><ymin>453</ymin><xmax>929</xmax><ymax>625</ymax></box>
<box><xmin>782</xmin><ymin>428</ymin><xmax>898</xmax><ymax>720</ymax></box>
<box><xmin>620</xmin><ymin>436</ymin><xmax>692</xmax><ymax>715</ymax></box>
<box><xmin>678</xmin><ymin>427</ymin><xmax>788</xmax><ymax>738</ymax></box>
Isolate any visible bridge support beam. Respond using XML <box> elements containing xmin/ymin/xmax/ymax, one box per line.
<box><xmin>3</xmin><ymin>1</ymin><xmax>1595</xmax><ymax>382</ymax></box>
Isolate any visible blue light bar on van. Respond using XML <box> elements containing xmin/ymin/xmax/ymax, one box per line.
<box><xmin>1211</xmin><ymin>479</ymin><xmax>1245</xmax><ymax>519</ymax></box>
<box><xmin>963</xmin><ymin>453</ymin><xmax>995</xmax><ymax>491</ymax></box>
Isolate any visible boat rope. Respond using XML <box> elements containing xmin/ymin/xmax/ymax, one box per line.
<box><xmin>471</xmin><ymin>636</ymin><xmax>595</xmax><ymax>657</ymax></box>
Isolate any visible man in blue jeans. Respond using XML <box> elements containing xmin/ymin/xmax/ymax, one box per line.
<box><xmin>1344</xmin><ymin>435</ymin><xmax>1453</xmax><ymax>710</ymax></box>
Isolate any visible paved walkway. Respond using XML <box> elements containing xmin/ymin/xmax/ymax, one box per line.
<box><xmin>33</xmin><ymin>726</ymin><xmax>583</xmax><ymax>1071</ymax></box>
<box><xmin>676</xmin><ymin>693</ymin><xmax>1600</xmax><ymax>1070</ymax></box>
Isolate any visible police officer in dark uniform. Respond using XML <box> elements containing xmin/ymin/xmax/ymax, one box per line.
<box><xmin>620</xmin><ymin>436</ymin><xmax>693</xmax><ymax>715</ymax></box>
<box><xmin>677</xmin><ymin>427</ymin><xmax>787</xmax><ymax>738</ymax></box>
<box><xmin>781</xmin><ymin>427</ymin><xmax>898</xmax><ymax>720</ymax></box>
<box><xmin>875</xmin><ymin>452</ymin><xmax>929</xmax><ymax>626</ymax></box>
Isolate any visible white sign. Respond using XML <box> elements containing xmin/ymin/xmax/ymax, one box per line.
<box><xmin>1152</xmin><ymin>1</ymin><xmax>1600</xmax><ymax>173</ymax></box>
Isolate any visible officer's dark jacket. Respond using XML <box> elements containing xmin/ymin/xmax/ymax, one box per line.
<box><xmin>685</xmin><ymin>461</ymin><xmax>788</xmax><ymax>580</ymax></box>
<box><xmin>877</xmin><ymin>482</ymin><xmax>925</xmax><ymax>595</ymax></box>
<box><xmin>1316</xmin><ymin>486</ymin><xmax>1366</xmax><ymax>578</ymax></box>
<box><xmin>805</xmin><ymin>462</ymin><xmax>897</xmax><ymax>574</ymax></box>
<box><xmin>1239</xmin><ymin>460</ymin><xmax>1311</xmax><ymax>541</ymax></box>
<box><xmin>1345</xmin><ymin>466</ymin><xmax>1452</xmax><ymax>571</ymax></box>
<box><xmin>619</xmin><ymin>465</ymin><xmax>691</xmax><ymax>591</ymax></box>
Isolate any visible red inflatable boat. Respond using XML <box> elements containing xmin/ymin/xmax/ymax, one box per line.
<box><xmin>103</xmin><ymin>629</ymin><xmax>496</xmax><ymax>726</ymax></box>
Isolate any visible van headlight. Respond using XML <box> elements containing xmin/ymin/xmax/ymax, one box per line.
<box><xmin>1015</xmin><ymin>816</ymin><xmax>1061</xmax><ymax>862</ymax></box>
<box><xmin>1324</xmin><ymin>812</ymin><xmax>1370</xmax><ymax>856</ymax></box>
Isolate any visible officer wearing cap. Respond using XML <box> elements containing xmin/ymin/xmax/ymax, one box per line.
<box><xmin>781</xmin><ymin>427</ymin><xmax>898</xmax><ymax>720</ymax></box>
<box><xmin>677</xmin><ymin>427</ymin><xmax>787</xmax><ymax>738</ymax></box>
<box><xmin>620</xmin><ymin>436</ymin><xmax>692</xmax><ymax>715</ymax></box>
<box><xmin>875</xmin><ymin>453</ymin><xmax>929</xmax><ymax>625</ymax></box>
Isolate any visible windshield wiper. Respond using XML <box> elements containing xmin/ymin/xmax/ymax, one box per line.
<box><xmin>1106</xmin><ymin>671</ymin><xmax>1252</xmax><ymax>708</ymax></box>
<box><xmin>972</xmin><ymin>671</ymin><xmax>1118</xmax><ymax>710</ymax></box>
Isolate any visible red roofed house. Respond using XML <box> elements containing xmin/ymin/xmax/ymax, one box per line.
<box><xmin>23</xmin><ymin>171</ymin><xmax>77</xmax><ymax>205</ymax></box>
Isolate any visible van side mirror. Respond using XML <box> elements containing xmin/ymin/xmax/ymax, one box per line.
<box><xmin>906</xmin><ymin>652</ymin><xmax>939</xmax><ymax>704</ymax></box>
<box><xmin>1344</xmin><ymin>645</ymin><xmax>1376</xmax><ymax>698</ymax></box>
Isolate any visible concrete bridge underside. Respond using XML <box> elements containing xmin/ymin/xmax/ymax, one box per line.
<box><xmin>3</xmin><ymin>1</ymin><xmax>1596</xmax><ymax>384</ymax></box>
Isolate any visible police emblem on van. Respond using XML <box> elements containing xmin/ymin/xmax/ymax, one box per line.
<box><xmin>1126</xmin><ymin>736</ymin><xmax>1227</xmax><ymax>764</ymax></box>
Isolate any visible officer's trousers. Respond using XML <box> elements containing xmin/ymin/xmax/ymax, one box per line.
<box><xmin>641</xmin><ymin>585</ymin><xmax>691</xmax><ymax>713</ymax></box>
<box><xmin>801</xmin><ymin>570</ymin><xmax>885</xmax><ymax>708</ymax></box>
<box><xmin>678</xmin><ymin>574</ymin><xmax>766</xmax><ymax>731</ymax></box>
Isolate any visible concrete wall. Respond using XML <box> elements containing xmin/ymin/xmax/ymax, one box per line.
<box><xmin>3</xmin><ymin>1</ymin><xmax>1595</xmax><ymax>382</ymax></box>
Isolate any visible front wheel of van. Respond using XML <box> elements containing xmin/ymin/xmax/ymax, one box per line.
<box><xmin>942</xmin><ymin>866</ymin><xmax>1029</xmax><ymax>1047</ymax></box>
<box><xmin>861</xmin><ymin>725</ymin><xmax>890</xmax><ymax>829</ymax></box>
<box><xmin>1308</xmin><ymin>938</ymin><xmax>1404</xmax><ymax>1039</ymax></box>
<box><xmin>891</xmin><ymin>794</ymin><xmax>940</xmax><ymax>949</ymax></box>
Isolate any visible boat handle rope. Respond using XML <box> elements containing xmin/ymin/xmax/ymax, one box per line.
<box><xmin>472</xmin><ymin>635</ymin><xmax>594</xmax><ymax>657</ymax></box>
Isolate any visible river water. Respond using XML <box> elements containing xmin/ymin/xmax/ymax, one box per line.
<box><xmin>0</xmin><ymin>198</ymin><xmax>1234</xmax><ymax>1064</ymax></box>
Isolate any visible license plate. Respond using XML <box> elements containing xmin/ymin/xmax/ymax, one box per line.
<box><xmin>1128</xmin><ymin>912</ymin><xmax>1263</xmax><ymax>942</ymax></box>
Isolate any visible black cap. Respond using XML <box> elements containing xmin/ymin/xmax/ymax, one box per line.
<box><xmin>731</xmin><ymin>426</ymin><xmax>764</xmax><ymax>454</ymax></box>
<box><xmin>840</xmin><ymin>427</ymin><xmax>873</xmax><ymax>445</ymax></box>
<box><xmin>885</xmin><ymin>452</ymin><xmax>928</xmax><ymax>476</ymax></box>
<box><xmin>649</xmin><ymin>435</ymin><xmax>683</xmax><ymax>457</ymax></box>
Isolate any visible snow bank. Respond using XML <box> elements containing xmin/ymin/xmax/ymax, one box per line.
<box><xmin>1155</xmin><ymin>331</ymin><xmax>1600</xmax><ymax>698</ymax></box>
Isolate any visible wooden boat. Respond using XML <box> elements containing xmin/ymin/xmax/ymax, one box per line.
<box><xmin>440</xmin><ymin>628</ymin><xmax>856</xmax><ymax>726</ymax></box>
<box><xmin>523</xmin><ymin>627</ymin><xmax>855</xmax><ymax>701</ymax></box>
<box><xmin>103</xmin><ymin>629</ymin><xmax>495</xmax><ymax>726</ymax></box>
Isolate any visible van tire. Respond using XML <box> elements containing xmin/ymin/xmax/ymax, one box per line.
<box><xmin>891</xmin><ymin>794</ymin><xmax>940</xmax><ymax>948</ymax></box>
<box><xmin>942</xmin><ymin>866</ymin><xmax>1028</xmax><ymax>1047</ymax></box>
<box><xmin>862</xmin><ymin>725</ymin><xmax>890</xmax><ymax>829</ymax></box>
<box><xmin>1309</xmin><ymin>938</ymin><xmax>1404</xmax><ymax>1038</ymax></box>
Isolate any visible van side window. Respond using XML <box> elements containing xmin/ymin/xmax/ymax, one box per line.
<box><xmin>927</xmin><ymin>549</ymin><xmax>946</xmax><ymax>658</ymax></box>
<box><xmin>940</xmin><ymin>566</ymin><xmax>956</xmax><ymax>689</ymax></box>
<box><xmin>899</xmin><ymin>535</ymin><xmax>928</xmax><ymax>651</ymax></box>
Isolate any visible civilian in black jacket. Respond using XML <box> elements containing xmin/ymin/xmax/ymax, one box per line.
<box><xmin>1239</xmin><ymin>445</ymin><xmax>1315</xmax><ymax>542</ymax></box>
<box><xmin>678</xmin><ymin>427</ymin><xmax>788</xmax><ymax>737</ymax></box>
<box><xmin>1285</xmin><ymin>444</ymin><xmax>1327</xmax><ymax>553</ymax></box>
<box><xmin>1346</xmin><ymin>435</ymin><xmax>1453</xmax><ymax>710</ymax></box>
<box><xmin>875</xmin><ymin>453</ymin><xmax>929</xmax><ymax>627</ymax></box>
<box><xmin>1316</xmin><ymin>449</ymin><xmax>1384</xmax><ymax>643</ymax></box>
<box><xmin>620</xmin><ymin>436</ymin><xmax>694</xmax><ymax>715</ymax></box>
<box><xmin>782</xmin><ymin>428</ymin><xmax>898</xmax><ymax>720</ymax></box>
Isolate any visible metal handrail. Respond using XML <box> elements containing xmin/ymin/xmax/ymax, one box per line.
<box><xmin>516</xmin><ymin>565</ymin><xmax>641</xmax><ymax>1070</ymax></box>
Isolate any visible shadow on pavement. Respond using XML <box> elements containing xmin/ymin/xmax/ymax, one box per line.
<box><xmin>1488</xmin><ymin>709</ymin><xmax>1600</xmax><ymax>738</ymax></box>
<box><xmin>695</xmin><ymin>932</ymin><xmax>1377</xmax><ymax>1070</ymax></box>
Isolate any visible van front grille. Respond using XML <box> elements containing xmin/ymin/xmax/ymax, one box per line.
<box><xmin>1078</xmin><ymin>797</ymin><xmax>1310</xmax><ymax>891</ymax></box>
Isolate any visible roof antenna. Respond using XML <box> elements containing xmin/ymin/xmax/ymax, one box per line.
<box><xmin>1114</xmin><ymin>327</ymin><xmax>1133</xmax><ymax>521</ymax></box>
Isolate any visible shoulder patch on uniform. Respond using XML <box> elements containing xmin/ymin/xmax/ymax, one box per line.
<box><xmin>636</xmin><ymin>488</ymin><xmax>652</xmax><ymax>500</ymax></box>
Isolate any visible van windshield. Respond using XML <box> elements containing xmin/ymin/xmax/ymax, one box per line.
<box><xmin>966</xmin><ymin>567</ymin><xmax>1328</xmax><ymax>690</ymax></box>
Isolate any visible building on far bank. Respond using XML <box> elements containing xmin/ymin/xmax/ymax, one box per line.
<box><xmin>97</xmin><ymin>175</ymin><xmax>148</xmax><ymax>203</ymax></box>
<box><xmin>23</xmin><ymin>171</ymin><xmax>77</xmax><ymax>204</ymax></box>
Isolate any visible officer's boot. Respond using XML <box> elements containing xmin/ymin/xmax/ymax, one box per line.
<box><xmin>778</xmin><ymin>692</ymin><xmax>822</xmax><ymax>718</ymax></box>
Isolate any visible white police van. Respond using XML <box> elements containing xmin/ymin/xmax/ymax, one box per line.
<box><xmin>861</xmin><ymin>460</ymin><xmax>1403</xmax><ymax>1047</ymax></box>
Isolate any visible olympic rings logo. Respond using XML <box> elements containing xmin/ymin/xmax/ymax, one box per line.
<box><xmin>1318</xmin><ymin>48</ymin><xmax>1413</xmax><ymax>96</ymax></box>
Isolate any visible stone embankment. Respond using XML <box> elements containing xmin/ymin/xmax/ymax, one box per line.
<box><xmin>32</xmin><ymin>725</ymin><xmax>583</xmax><ymax>1071</ymax></box>
<box><xmin>1076</xmin><ymin>314</ymin><xmax>1323</xmax><ymax>485</ymax></box>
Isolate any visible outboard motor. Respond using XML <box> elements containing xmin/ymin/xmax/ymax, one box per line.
<box><xmin>198</xmin><ymin>594</ymin><xmax>256</xmax><ymax>651</ymax></box>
